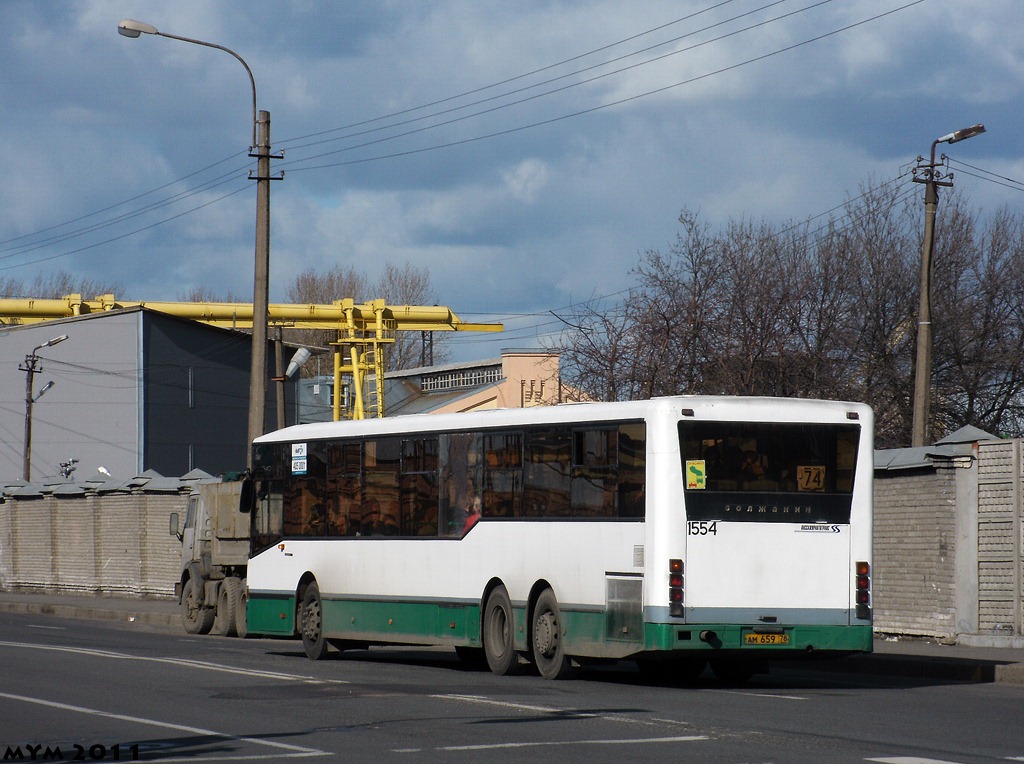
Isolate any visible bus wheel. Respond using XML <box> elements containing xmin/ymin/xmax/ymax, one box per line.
<box><xmin>181</xmin><ymin>577</ymin><xmax>214</xmax><ymax>635</ymax></box>
<box><xmin>531</xmin><ymin>589</ymin><xmax>572</xmax><ymax>680</ymax></box>
<box><xmin>300</xmin><ymin>582</ymin><xmax>329</xmax><ymax>660</ymax></box>
<box><xmin>483</xmin><ymin>586</ymin><xmax>519</xmax><ymax>675</ymax></box>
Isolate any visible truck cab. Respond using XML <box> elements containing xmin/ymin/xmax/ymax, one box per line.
<box><xmin>170</xmin><ymin>479</ymin><xmax>249</xmax><ymax>637</ymax></box>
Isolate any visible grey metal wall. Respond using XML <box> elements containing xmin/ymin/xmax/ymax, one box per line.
<box><xmin>0</xmin><ymin>312</ymin><xmax>141</xmax><ymax>481</ymax></box>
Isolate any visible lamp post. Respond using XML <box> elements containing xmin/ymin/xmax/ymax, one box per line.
<box><xmin>118</xmin><ymin>19</ymin><xmax>279</xmax><ymax>467</ymax></box>
<box><xmin>910</xmin><ymin>123</ymin><xmax>986</xmax><ymax>447</ymax></box>
<box><xmin>21</xmin><ymin>334</ymin><xmax>69</xmax><ymax>481</ymax></box>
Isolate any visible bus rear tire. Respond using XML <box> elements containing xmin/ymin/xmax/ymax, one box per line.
<box><xmin>531</xmin><ymin>589</ymin><xmax>572</xmax><ymax>680</ymax></box>
<box><xmin>300</xmin><ymin>582</ymin><xmax>329</xmax><ymax>660</ymax></box>
<box><xmin>181</xmin><ymin>577</ymin><xmax>214</xmax><ymax>635</ymax></box>
<box><xmin>483</xmin><ymin>586</ymin><xmax>519</xmax><ymax>675</ymax></box>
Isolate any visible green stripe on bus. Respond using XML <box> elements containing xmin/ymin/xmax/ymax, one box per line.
<box><xmin>247</xmin><ymin>592</ymin><xmax>871</xmax><ymax>658</ymax></box>
<box><xmin>247</xmin><ymin>594</ymin><xmax>296</xmax><ymax>635</ymax></box>
<box><xmin>319</xmin><ymin>598</ymin><xmax>482</xmax><ymax>644</ymax></box>
<box><xmin>644</xmin><ymin>623</ymin><xmax>872</xmax><ymax>652</ymax></box>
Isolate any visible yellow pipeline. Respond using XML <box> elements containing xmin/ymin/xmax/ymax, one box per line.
<box><xmin>0</xmin><ymin>294</ymin><xmax>502</xmax><ymax>332</ymax></box>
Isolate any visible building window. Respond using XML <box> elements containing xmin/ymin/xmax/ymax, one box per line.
<box><xmin>420</xmin><ymin>367</ymin><xmax>503</xmax><ymax>392</ymax></box>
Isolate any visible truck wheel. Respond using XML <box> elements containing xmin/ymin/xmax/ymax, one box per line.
<box><xmin>214</xmin><ymin>578</ymin><xmax>242</xmax><ymax>637</ymax></box>
<box><xmin>235</xmin><ymin>580</ymin><xmax>248</xmax><ymax>639</ymax></box>
<box><xmin>300</xmin><ymin>582</ymin><xmax>329</xmax><ymax>660</ymax></box>
<box><xmin>181</xmin><ymin>577</ymin><xmax>214</xmax><ymax>635</ymax></box>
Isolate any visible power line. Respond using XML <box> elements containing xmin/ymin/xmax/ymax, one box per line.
<box><xmin>279</xmin><ymin>0</ymin><xmax>797</xmax><ymax>157</ymax></box>
<box><xmin>947</xmin><ymin>159</ymin><xmax>1024</xmax><ymax>194</ymax></box>
<box><xmin>278</xmin><ymin>0</ymin><xmax>747</xmax><ymax>149</ymax></box>
<box><xmin>3</xmin><ymin>1</ymin><xmax>924</xmax><ymax>274</ymax></box>
<box><xmin>285</xmin><ymin>1</ymin><xmax>923</xmax><ymax>173</ymax></box>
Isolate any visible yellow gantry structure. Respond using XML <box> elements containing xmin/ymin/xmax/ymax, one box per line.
<box><xmin>0</xmin><ymin>294</ymin><xmax>502</xmax><ymax>420</ymax></box>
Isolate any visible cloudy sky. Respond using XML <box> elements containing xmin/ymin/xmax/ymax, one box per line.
<box><xmin>1</xmin><ymin>0</ymin><xmax>1021</xmax><ymax>361</ymax></box>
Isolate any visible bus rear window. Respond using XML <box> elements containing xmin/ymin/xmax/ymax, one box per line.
<box><xmin>678</xmin><ymin>420</ymin><xmax>860</xmax><ymax>524</ymax></box>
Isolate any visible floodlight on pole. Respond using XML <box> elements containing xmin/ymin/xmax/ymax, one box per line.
<box><xmin>118</xmin><ymin>19</ymin><xmax>281</xmax><ymax>467</ymax></box>
<box><xmin>910</xmin><ymin>123</ymin><xmax>986</xmax><ymax>447</ymax></box>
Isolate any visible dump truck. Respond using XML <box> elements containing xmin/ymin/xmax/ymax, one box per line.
<box><xmin>170</xmin><ymin>478</ymin><xmax>250</xmax><ymax>637</ymax></box>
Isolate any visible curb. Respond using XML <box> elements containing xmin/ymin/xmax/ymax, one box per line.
<box><xmin>0</xmin><ymin>600</ymin><xmax>179</xmax><ymax>630</ymax></box>
<box><xmin>788</xmin><ymin>653</ymin><xmax>1024</xmax><ymax>684</ymax></box>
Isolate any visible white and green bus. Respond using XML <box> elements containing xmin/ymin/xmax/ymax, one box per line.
<box><xmin>243</xmin><ymin>396</ymin><xmax>873</xmax><ymax>679</ymax></box>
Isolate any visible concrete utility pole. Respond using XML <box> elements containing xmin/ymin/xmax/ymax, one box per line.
<box><xmin>910</xmin><ymin>124</ymin><xmax>985</xmax><ymax>448</ymax></box>
<box><xmin>21</xmin><ymin>334</ymin><xmax>68</xmax><ymax>481</ymax></box>
<box><xmin>118</xmin><ymin>19</ymin><xmax>282</xmax><ymax>467</ymax></box>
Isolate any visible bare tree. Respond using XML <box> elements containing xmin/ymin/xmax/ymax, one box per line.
<box><xmin>371</xmin><ymin>262</ymin><xmax>449</xmax><ymax>370</ymax></box>
<box><xmin>21</xmin><ymin>270</ymin><xmax>125</xmax><ymax>300</ymax></box>
<box><xmin>558</xmin><ymin>185</ymin><xmax>1024</xmax><ymax>445</ymax></box>
<box><xmin>178</xmin><ymin>285</ymin><xmax>246</xmax><ymax>303</ymax></box>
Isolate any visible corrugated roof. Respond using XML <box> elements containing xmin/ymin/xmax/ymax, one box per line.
<box><xmin>0</xmin><ymin>469</ymin><xmax>218</xmax><ymax>498</ymax></box>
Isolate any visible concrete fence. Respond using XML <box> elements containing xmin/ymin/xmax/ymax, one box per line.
<box><xmin>0</xmin><ymin>491</ymin><xmax>188</xmax><ymax>598</ymax></box>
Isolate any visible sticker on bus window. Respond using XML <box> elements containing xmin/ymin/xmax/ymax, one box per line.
<box><xmin>292</xmin><ymin>442</ymin><xmax>308</xmax><ymax>475</ymax></box>
<box><xmin>686</xmin><ymin>460</ymin><xmax>706</xmax><ymax>490</ymax></box>
<box><xmin>797</xmin><ymin>465</ymin><xmax>825</xmax><ymax>492</ymax></box>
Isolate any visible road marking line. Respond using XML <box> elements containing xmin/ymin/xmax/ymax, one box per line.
<box><xmin>711</xmin><ymin>689</ymin><xmax>808</xmax><ymax>700</ymax></box>
<box><xmin>433</xmin><ymin>694</ymin><xmax>587</xmax><ymax>714</ymax></box>
<box><xmin>0</xmin><ymin>640</ymin><xmax>346</xmax><ymax>684</ymax></box>
<box><xmin>0</xmin><ymin>691</ymin><xmax>330</xmax><ymax>760</ymax></box>
<box><xmin>432</xmin><ymin>693</ymin><xmax>706</xmax><ymax>741</ymax></box>
<box><xmin>434</xmin><ymin>736</ymin><xmax>707</xmax><ymax>751</ymax></box>
<box><xmin>866</xmin><ymin>758</ymin><xmax>967</xmax><ymax>763</ymax></box>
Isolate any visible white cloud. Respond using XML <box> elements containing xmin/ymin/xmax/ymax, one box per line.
<box><xmin>0</xmin><ymin>0</ymin><xmax>1020</xmax><ymax>357</ymax></box>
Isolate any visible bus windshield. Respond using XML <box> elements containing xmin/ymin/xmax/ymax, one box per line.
<box><xmin>678</xmin><ymin>420</ymin><xmax>860</xmax><ymax>524</ymax></box>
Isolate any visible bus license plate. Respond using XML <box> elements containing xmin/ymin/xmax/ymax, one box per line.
<box><xmin>744</xmin><ymin>633</ymin><xmax>790</xmax><ymax>646</ymax></box>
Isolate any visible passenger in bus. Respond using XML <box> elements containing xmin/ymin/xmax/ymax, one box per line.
<box><xmin>462</xmin><ymin>495</ymin><xmax>482</xmax><ymax>535</ymax></box>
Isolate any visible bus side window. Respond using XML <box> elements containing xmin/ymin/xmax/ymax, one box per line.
<box><xmin>523</xmin><ymin>427</ymin><xmax>571</xmax><ymax>518</ymax></box>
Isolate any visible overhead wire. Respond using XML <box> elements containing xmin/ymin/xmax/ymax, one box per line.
<box><xmin>1</xmin><ymin>0</ymin><xmax>750</xmax><ymax>267</ymax></box>
<box><xmin>3</xmin><ymin>0</ymin><xmax>920</xmax><ymax>273</ymax></box>
<box><xmin>946</xmin><ymin>159</ymin><xmax>1024</xmax><ymax>195</ymax></box>
<box><xmin>284</xmin><ymin>0</ymin><xmax>923</xmax><ymax>173</ymax></box>
<box><xmin>278</xmin><ymin>0</ymin><xmax>796</xmax><ymax>156</ymax></box>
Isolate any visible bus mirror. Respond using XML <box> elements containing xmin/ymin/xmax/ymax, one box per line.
<box><xmin>238</xmin><ymin>477</ymin><xmax>254</xmax><ymax>514</ymax></box>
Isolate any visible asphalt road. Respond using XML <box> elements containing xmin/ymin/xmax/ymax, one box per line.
<box><xmin>1</xmin><ymin>611</ymin><xmax>1022</xmax><ymax>763</ymax></box>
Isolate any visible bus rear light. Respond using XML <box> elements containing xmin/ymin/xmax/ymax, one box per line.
<box><xmin>855</xmin><ymin>560</ymin><xmax>871</xmax><ymax>619</ymax></box>
<box><xmin>669</xmin><ymin>558</ymin><xmax>684</xmax><ymax>617</ymax></box>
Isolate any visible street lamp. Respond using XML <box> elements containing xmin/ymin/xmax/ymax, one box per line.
<box><xmin>910</xmin><ymin>123</ymin><xmax>986</xmax><ymax>447</ymax></box>
<box><xmin>272</xmin><ymin>347</ymin><xmax>311</xmax><ymax>429</ymax></box>
<box><xmin>118</xmin><ymin>18</ymin><xmax>279</xmax><ymax>467</ymax></box>
<box><xmin>21</xmin><ymin>334</ymin><xmax>69</xmax><ymax>481</ymax></box>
